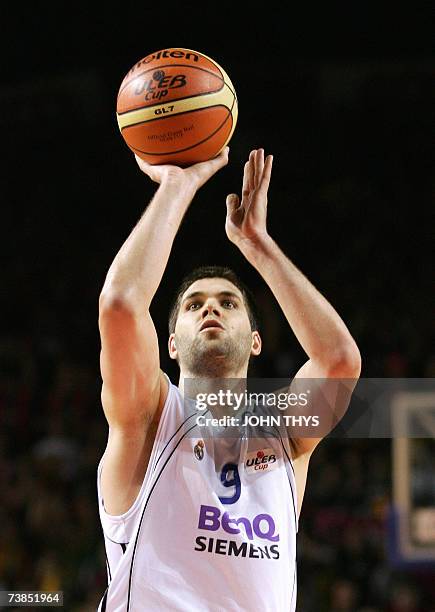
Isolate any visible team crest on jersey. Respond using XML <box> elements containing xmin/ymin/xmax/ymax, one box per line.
<box><xmin>194</xmin><ymin>440</ymin><xmax>205</xmax><ymax>460</ymax></box>
<box><xmin>245</xmin><ymin>448</ymin><xmax>278</xmax><ymax>474</ymax></box>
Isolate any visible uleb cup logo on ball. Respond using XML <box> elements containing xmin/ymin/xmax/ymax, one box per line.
<box><xmin>134</xmin><ymin>70</ymin><xmax>187</xmax><ymax>101</ymax></box>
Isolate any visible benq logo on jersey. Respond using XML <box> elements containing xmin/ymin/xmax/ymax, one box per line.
<box><xmin>245</xmin><ymin>448</ymin><xmax>278</xmax><ymax>474</ymax></box>
<box><xmin>198</xmin><ymin>505</ymin><xmax>279</xmax><ymax>542</ymax></box>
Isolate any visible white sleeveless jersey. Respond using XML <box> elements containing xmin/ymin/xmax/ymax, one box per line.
<box><xmin>97</xmin><ymin>377</ymin><xmax>298</xmax><ymax>611</ymax></box>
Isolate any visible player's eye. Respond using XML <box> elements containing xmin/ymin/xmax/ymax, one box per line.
<box><xmin>188</xmin><ymin>302</ymin><xmax>201</xmax><ymax>310</ymax></box>
<box><xmin>222</xmin><ymin>300</ymin><xmax>236</xmax><ymax>309</ymax></box>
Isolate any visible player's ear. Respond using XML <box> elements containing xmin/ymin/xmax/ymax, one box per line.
<box><xmin>251</xmin><ymin>331</ymin><xmax>262</xmax><ymax>356</ymax></box>
<box><xmin>168</xmin><ymin>333</ymin><xmax>178</xmax><ymax>360</ymax></box>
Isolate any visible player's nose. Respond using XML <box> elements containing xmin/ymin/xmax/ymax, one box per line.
<box><xmin>201</xmin><ymin>302</ymin><xmax>221</xmax><ymax>318</ymax></box>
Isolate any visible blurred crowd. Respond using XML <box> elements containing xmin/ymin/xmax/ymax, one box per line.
<box><xmin>1</xmin><ymin>58</ymin><xmax>434</xmax><ymax>611</ymax></box>
<box><xmin>0</xmin><ymin>265</ymin><xmax>433</xmax><ymax>610</ymax></box>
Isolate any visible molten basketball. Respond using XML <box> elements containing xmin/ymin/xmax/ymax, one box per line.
<box><xmin>116</xmin><ymin>48</ymin><xmax>238</xmax><ymax>166</ymax></box>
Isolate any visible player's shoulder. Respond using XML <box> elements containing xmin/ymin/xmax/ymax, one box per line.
<box><xmin>155</xmin><ymin>370</ymin><xmax>186</xmax><ymax>423</ymax></box>
<box><xmin>156</xmin><ymin>370</ymin><xmax>172</xmax><ymax>416</ymax></box>
<box><xmin>159</xmin><ymin>369</ymin><xmax>170</xmax><ymax>398</ymax></box>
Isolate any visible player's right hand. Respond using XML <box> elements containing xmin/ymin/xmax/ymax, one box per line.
<box><xmin>134</xmin><ymin>147</ymin><xmax>229</xmax><ymax>192</ymax></box>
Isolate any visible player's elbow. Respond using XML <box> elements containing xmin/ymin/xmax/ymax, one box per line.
<box><xmin>327</xmin><ymin>341</ymin><xmax>361</xmax><ymax>379</ymax></box>
<box><xmin>99</xmin><ymin>288</ymin><xmax>138</xmax><ymax>315</ymax></box>
<box><xmin>100</xmin><ymin>291</ymin><xmax>127</xmax><ymax>312</ymax></box>
<box><xmin>98</xmin><ymin>291</ymin><xmax>140</xmax><ymax>335</ymax></box>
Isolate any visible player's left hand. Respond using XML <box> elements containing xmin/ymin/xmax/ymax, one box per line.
<box><xmin>225</xmin><ymin>149</ymin><xmax>273</xmax><ymax>249</ymax></box>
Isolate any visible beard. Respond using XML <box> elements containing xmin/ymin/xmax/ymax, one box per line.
<box><xmin>175</xmin><ymin>329</ymin><xmax>253</xmax><ymax>377</ymax></box>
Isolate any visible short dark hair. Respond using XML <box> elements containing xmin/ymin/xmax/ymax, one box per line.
<box><xmin>168</xmin><ymin>266</ymin><xmax>260</xmax><ymax>334</ymax></box>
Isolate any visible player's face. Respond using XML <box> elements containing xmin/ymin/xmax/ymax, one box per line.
<box><xmin>169</xmin><ymin>278</ymin><xmax>261</xmax><ymax>376</ymax></box>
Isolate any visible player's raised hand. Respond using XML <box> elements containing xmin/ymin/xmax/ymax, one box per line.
<box><xmin>135</xmin><ymin>147</ymin><xmax>229</xmax><ymax>192</ymax></box>
<box><xmin>225</xmin><ymin>149</ymin><xmax>273</xmax><ymax>249</ymax></box>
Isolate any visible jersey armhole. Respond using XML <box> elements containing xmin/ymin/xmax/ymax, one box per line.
<box><xmin>277</xmin><ymin>430</ymin><xmax>300</xmax><ymax>534</ymax></box>
<box><xmin>97</xmin><ymin>373</ymin><xmax>175</xmax><ymax>534</ymax></box>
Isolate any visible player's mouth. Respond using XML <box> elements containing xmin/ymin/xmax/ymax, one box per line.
<box><xmin>199</xmin><ymin>319</ymin><xmax>224</xmax><ymax>332</ymax></box>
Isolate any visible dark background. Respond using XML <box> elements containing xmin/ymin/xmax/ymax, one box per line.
<box><xmin>1</xmin><ymin>3</ymin><xmax>434</xmax><ymax>611</ymax></box>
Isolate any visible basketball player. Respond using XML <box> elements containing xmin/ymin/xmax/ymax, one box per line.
<box><xmin>96</xmin><ymin>148</ymin><xmax>361</xmax><ymax>611</ymax></box>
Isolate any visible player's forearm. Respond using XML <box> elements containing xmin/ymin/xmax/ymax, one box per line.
<box><xmin>242</xmin><ymin>235</ymin><xmax>360</xmax><ymax>372</ymax></box>
<box><xmin>101</xmin><ymin>179</ymin><xmax>195</xmax><ymax>307</ymax></box>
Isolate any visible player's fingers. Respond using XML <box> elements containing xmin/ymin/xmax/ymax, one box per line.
<box><xmin>135</xmin><ymin>154</ymin><xmax>152</xmax><ymax>173</ymax></box>
<box><xmin>210</xmin><ymin>146</ymin><xmax>230</xmax><ymax>170</ymax></box>
<box><xmin>242</xmin><ymin>161</ymin><xmax>250</xmax><ymax>198</ymax></box>
<box><xmin>259</xmin><ymin>155</ymin><xmax>273</xmax><ymax>200</ymax></box>
<box><xmin>226</xmin><ymin>193</ymin><xmax>240</xmax><ymax>215</ymax></box>
<box><xmin>248</xmin><ymin>150</ymin><xmax>256</xmax><ymax>191</ymax></box>
<box><xmin>195</xmin><ymin>146</ymin><xmax>229</xmax><ymax>182</ymax></box>
<box><xmin>254</xmin><ymin>149</ymin><xmax>264</xmax><ymax>188</ymax></box>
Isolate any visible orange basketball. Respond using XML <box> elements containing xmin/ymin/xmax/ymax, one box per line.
<box><xmin>116</xmin><ymin>48</ymin><xmax>238</xmax><ymax>166</ymax></box>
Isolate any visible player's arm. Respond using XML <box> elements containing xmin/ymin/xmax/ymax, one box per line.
<box><xmin>99</xmin><ymin>149</ymin><xmax>229</xmax><ymax>515</ymax></box>
<box><xmin>225</xmin><ymin>149</ymin><xmax>361</xmax><ymax>460</ymax></box>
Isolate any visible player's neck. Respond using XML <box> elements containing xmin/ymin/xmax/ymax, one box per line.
<box><xmin>177</xmin><ymin>370</ymin><xmax>248</xmax><ymax>398</ymax></box>
<box><xmin>178</xmin><ymin>374</ymin><xmax>249</xmax><ymax>419</ymax></box>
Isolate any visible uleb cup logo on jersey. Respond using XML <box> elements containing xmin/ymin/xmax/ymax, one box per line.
<box><xmin>245</xmin><ymin>449</ymin><xmax>278</xmax><ymax>474</ymax></box>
